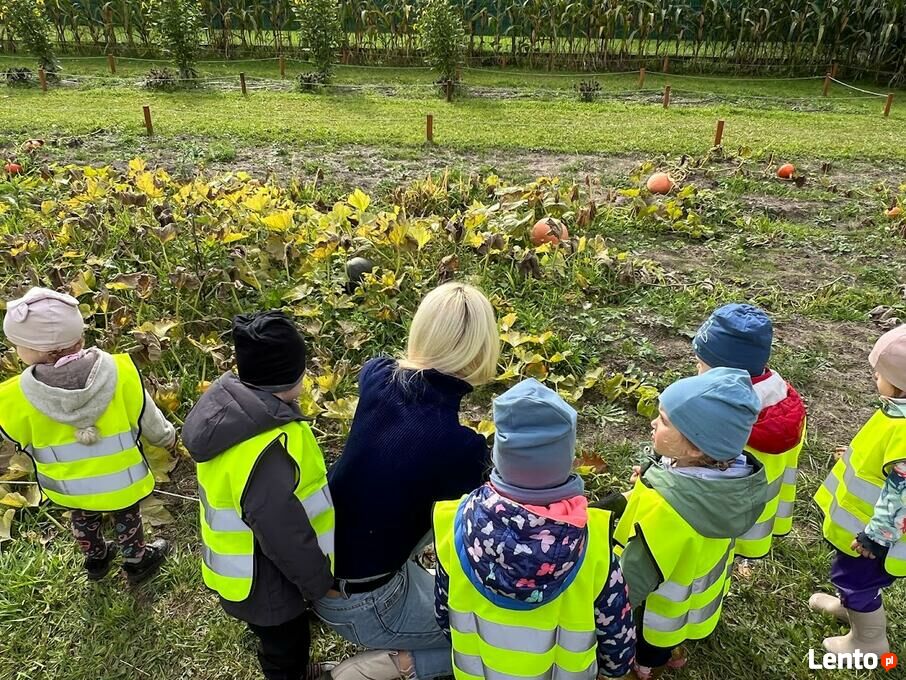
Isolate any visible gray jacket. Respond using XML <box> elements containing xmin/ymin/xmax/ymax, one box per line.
<box><xmin>2</xmin><ymin>348</ymin><xmax>175</xmax><ymax>449</ymax></box>
<box><xmin>182</xmin><ymin>371</ymin><xmax>333</xmax><ymax>626</ymax></box>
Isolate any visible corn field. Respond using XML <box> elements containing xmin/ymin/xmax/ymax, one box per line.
<box><xmin>1</xmin><ymin>0</ymin><xmax>904</xmax><ymax>80</ymax></box>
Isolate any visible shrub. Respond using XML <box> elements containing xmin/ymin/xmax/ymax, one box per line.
<box><xmin>416</xmin><ymin>0</ymin><xmax>465</xmax><ymax>86</ymax></box>
<box><xmin>0</xmin><ymin>0</ymin><xmax>59</xmax><ymax>73</ymax></box>
<box><xmin>576</xmin><ymin>79</ymin><xmax>601</xmax><ymax>102</ymax></box>
<box><xmin>298</xmin><ymin>71</ymin><xmax>329</xmax><ymax>92</ymax></box>
<box><xmin>144</xmin><ymin>67</ymin><xmax>179</xmax><ymax>91</ymax></box>
<box><xmin>4</xmin><ymin>66</ymin><xmax>34</xmax><ymax>86</ymax></box>
<box><xmin>148</xmin><ymin>0</ymin><xmax>204</xmax><ymax>81</ymax></box>
<box><xmin>291</xmin><ymin>0</ymin><xmax>343</xmax><ymax>78</ymax></box>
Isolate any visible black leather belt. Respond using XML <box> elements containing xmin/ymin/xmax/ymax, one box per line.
<box><xmin>333</xmin><ymin>571</ymin><xmax>396</xmax><ymax>595</ymax></box>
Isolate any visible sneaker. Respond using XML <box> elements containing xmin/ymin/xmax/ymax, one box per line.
<box><xmin>122</xmin><ymin>538</ymin><xmax>169</xmax><ymax>585</ymax></box>
<box><xmin>306</xmin><ymin>662</ymin><xmax>337</xmax><ymax>680</ymax></box>
<box><xmin>330</xmin><ymin>651</ymin><xmax>412</xmax><ymax>680</ymax></box>
<box><xmin>85</xmin><ymin>541</ymin><xmax>118</xmax><ymax>581</ymax></box>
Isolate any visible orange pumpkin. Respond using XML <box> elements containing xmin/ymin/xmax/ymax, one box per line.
<box><xmin>887</xmin><ymin>206</ymin><xmax>903</xmax><ymax>219</ymax></box>
<box><xmin>777</xmin><ymin>163</ymin><xmax>795</xmax><ymax>179</ymax></box>
<box><xmin>531</xmin><ymin>218</ymin><xmax>569</xmax><ymax>246</ymax></box>
<box><xmin>4</xmin><ymin>162</ymin><xmax>22</xmax><ymax>175</ymax></box>
<box><xmin>646</xmin><ymin>172</ymin><xmax>674</xmax><ymax>194</ymax></box>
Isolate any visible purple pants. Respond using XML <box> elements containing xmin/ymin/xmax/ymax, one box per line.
<box><xmin>830</xmin><ymin>549</ymin><xmax>896</xmax><ymax>613</ymax></box>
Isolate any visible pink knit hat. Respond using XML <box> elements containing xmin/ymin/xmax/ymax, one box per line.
<box><xmin>870</xmin><ymin>325</ymin><xmax>906</xmax><ymax>392</ymax></box>
<box><xmin>3</xmin><ymin>287</ymin><xmax>85</xmax><ymax>352</ymax></box>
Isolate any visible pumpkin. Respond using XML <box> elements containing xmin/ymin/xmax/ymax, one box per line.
<box><xmin>887</xmin><ymin>206</ymin><xmax>903</xmax><ymax>219</ymax></box>
<box><xmin>646</xmin><ymin>172</ymin><xmax>674</xmax><ymax>194</ymax></box>
<box><xmin>4</xmin><ymin>162</ymin><xmax>22</xmax><ymax>175</ymax></box>
<box><xmin>531</xmin><ymin>218</ymin><xmax>568</xmax><ymax>246</ymax></box>
<box><xmin>777</xmin><ymin>163</ymin><xmax>795</xmax><ymax>179</ymax></box>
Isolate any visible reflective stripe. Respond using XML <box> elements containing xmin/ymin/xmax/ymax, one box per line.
<box><xmin>776</xmin><ymin>500</ymin><xmax>794</xmax><ymax>519</ymax></box>
<box><xmin>38</xmin><ymin>460</ymin><xmax>149</xmax><ymax>496</ymax></box>
<box><xmin>198</xmin><ymin>486</ymin><xmax>250</xmax><ymax>533</ymax></box>
<box><xmin>453</xmin><ymin>651</ymin><xmax>595</xmax><ymax>680</ymax></box>
<box><xmin>656</xmin><ymin>544</ymin><xmax>732</xmax><ymax>603</ymax></box>
<box><xmin>889</xmin><ymin>540</ymin><xmax>906</xmax><ymax>561</ymax></box>
<box><xmin>449</xmin><ymin>609</ymin><xmax>595</xmax><ymax>655</ymax></box>
<box><xmin>822</xmin><ymin>473</ymin><xmax>868</xmax><ymax>534</ymax></box>
<box><xmin>740</xmin><ymin>517</ymin><xmax>773</xmax><ymax>541</ymax></box>
<box><xmin>28</xmin><ymin>430</ymin><xmax>139</xmax><ymax>464</ymax></box>
<box><xmin>644</xmin><ymin>569</ymin><xmax>729</xmax><ymax>633</ymax></box>
<box><xmin>300</xmin><ymin>486</ymin><xmax>332</xmax><ymax>522</ymax></box>
<box><xmin>202</xmin><ymin>545</ymin><xmax>254</xmax><ymax>579</ymax></box>
<box><xmin>317</xmin><ymin>528</ymin><xmax>335</xmax><ymax>557</ymax></box>
<box><xmin>783</xmin><ymin>467</ymin><xmax>798</xmax><ymax>485</ymax></box>
<box><xmin>764</xmin><ymin>475</ymin><xmax>783</xmax><ymax>501</ymax></box>
<box><xmin>838</xmin><ymin>450</ymin><xmax>881</xmax><ymax>506</ymax></box>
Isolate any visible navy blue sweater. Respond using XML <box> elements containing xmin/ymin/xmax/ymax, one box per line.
<box><xmin>329</xmin><ymin>357</ymin><xmax>491</xmax><ymax>579</ymax></box>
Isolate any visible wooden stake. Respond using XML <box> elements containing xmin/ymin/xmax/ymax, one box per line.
<box><xmin>426</xmin><ymin>114</ymin><xmax>434</xmax><ymax>143</ymax></box>
<box><xmin>240</xmin><ymin>72</ymin><xmax>247</xmax><ymax>95</ymax></box>
<box><xmin>662</xmin><ymin>84</ymin><xmax>671</xmax><ymax>109</ymax></box>
<box><xmin>638</xmin><ymin>67</ymin><xmax>646</xmax><ymax>88</ymax></box>
<box><xmin>445</xmin><ymin>80</ymin><xmax>453</xmax><ymax>103</ymax></box>
<box><xmin>884</xmin><ymin>93</ymin><xmax>894</xmax><ymax>118</ymax></box>
<box><xmin>823</xmin><ymin>73</ymin><xmax>831</xmax><ymax>97</ymax></box>
<box><xmin>714</xmin><ymin>119</ymin><xmax>725</xmax><ymax>146</ymax></box>
<box><xmin>38</xmin><ymin>68</ymin><xmax>47</xmax><ymax>91</ymax></box>
<box><xmin>830</xmin><ymin>62</ymin><xmax>838</xmax><ymax>78</ymax></box>
<box><xmin>662</xmin><ymin>56</ymin><xmax>669</xmax><ymax>73</ymax></box>
<box><xmin>142</xmin><ymin>105</ymin><xmax>153</xmax><ymax>136</ymax></box>
<box><xmin>107</xmin><ymin>54</ymin><xmax>116</xmax><ymax>74</ymax></box>
<box><xmin>279</xmin><ymin>55</ymin><xmax>286</xmax><ymax>79</ymax></box>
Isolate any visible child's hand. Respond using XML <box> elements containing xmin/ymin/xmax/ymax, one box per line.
<box><xmin>629</xmin><ymin>465</ymin><xmax>642</xmax><ymax>484</ymax></box>
<box><xmin>833</xmin><ymin>446</ymin><xmax>847</xmax><ymax>461</ymax></box>
<box><xmin>850</xmin><ymin>537</ymin><xmax>877</xmax><ymax>559</ymax></box>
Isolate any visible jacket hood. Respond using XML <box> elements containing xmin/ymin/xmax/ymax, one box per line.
<box><xmin>182</xmin><ymin>372</ymin><xmax>302</xmax><ymax>462</ymax></box>
<box><xmin>19</xmin><ymin>348</ymin><xmax>116</xmax><ymax>428</ymax></box>
<box><xmin>456</xmin><ymin>484</ymin><xmax>587</xmax><ymax>607</ymax></box>
<box><xmin>642</xmin><ymin>454</ymin><xmax>768</xmax><ymax>538</ymax></box>
<box><xmin>748</xmin><ymin>371</ymin><xmax>806</xmax><ymax>454</ymax></box>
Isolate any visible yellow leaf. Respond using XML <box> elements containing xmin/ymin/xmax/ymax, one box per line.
<box><xmin>323</xmin><ymin>397</ymin><xmax>359</xmax><ymax>421</ymax></box>
<box><xmin>221</xmin><ymin>231</ymin><xmax>249</xmax><ymax>244</ymax></box>
<box><xmin>0</xmin><ymin>508</ymin><xmax>14</xmax><ymax>542</ymax></box>
<box><xmin>0</xmin><ymin>492</ymin><xmax>29</xmax><ymax>508</ymax></box>
<box><xmin>134</xmin><ymin>172</ymin><xmax>163</xmax><ymax>198</ymax></box>
<box><xmin>139</xmin><ymin>496</ymin><xmax>174</xmax><ymax>527</ymax></box>
<box><xmin>347</xmin><ymin>188</ymin><xmax>371</xmax><ymax>212</ymax></box>
<box><xmin>262</xmin><ymin>210</ymin><xmax>295</xmax><ymax>232</ymax></box>
<box><xmin>69</xmin><ymin>269</ymin><xmax>96</xmax><ymax>297</ymax></box>
<box><xmin>470</xmin><ymin>420</ymin><xmax>496</xmax><ymax>438</ymax></box>
<box><xmin>242</xmin><ymin>189</ymin><xmax>270</xmax><ymax>213</ymax></box>
<box><xmin>40</xmin><ymin>200</ymin><xmax>56</xmax><ymax>215</ymax></box>
<box><xmin>316</xmin><ymin>372</ymin><xmax>341</xmax><ymax>394</ymax></box>
<box><xmin>0</xmin><ymin>452</ymin><xmax>33</xmax><ymax>481</ymax></box>
<box><xmin>128</xmin><ymin>158</ymin><xmax>147</xmax><ymax>174</ymax></box>
<box><xmin>408</xmin><ymin>222</ymin><xmax>433</xmax><ymax>250</ymax></box>
<box><xmin>499</xmin><ymin>313</ymin><xmax>518</xmax><ymax>331</ymax></box>
<box><xmin>142</xmin><ymin>443</ymin><xmax>177</xmax><ymax>483</ymax></box>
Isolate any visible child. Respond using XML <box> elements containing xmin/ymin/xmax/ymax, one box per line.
<box><xmin>432</xmin><ymin>378</ymin><xmax>636</xmax><ymax>680</ymax></box>
<box><xmin>0</xmin><ymin>287</ymin><xmax>174</xmax><ymax>583</ymax></box>
<box><xmin>614</xmin><ymin>368</ymin><xmax>766</xmax><ymax>679</ymax></box>
<box><xmin>810</xmin><ymin>324</ymin><xmax>906</xmax><ymax>655</ymax></box>
<box><xmin>182</xmin><ymin>311</ymin><xmax>334</xmax><ymax>680</ymax></box>
<box><xmin>693</xmin><ymin>303</ymin><xmax>806</xmax><ymax>559</ymax></box>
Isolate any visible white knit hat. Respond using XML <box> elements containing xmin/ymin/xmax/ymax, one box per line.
<box><xmin>3</xmin><ymin>287</ymin><xmax>85</xmax><ymax>351</ymax></box>
<box><xmin>870</xmin><ymin>325</ymin><xmax>906</xmax><ymax>392</ymax></box>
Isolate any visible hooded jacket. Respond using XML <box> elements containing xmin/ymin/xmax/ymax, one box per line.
<box><xmin>182</xmin><ymin>371</ymin><xmax>333</xmax><ymax>626</ymax></box>
<box><xmin>748</xmin><ymin>370</ymin><xmax>806</xmax><ymax>454</ymax></box>
<box><xmin>434</xmin><ymin>484</ymin><xmax>636</xmax><ymax>678</ymax></box>
<box><xmin>619</xmin><ymin>454</ymin><xmax>768</xmax><ymax>608</ymax></box>
<box><xmin>1</xmin><ymin>348</ymin><xmax>175</xmax><ymax>449</ymax></box>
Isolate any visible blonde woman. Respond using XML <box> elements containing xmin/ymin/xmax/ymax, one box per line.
<box><xmin>318</xmin><ymin>282</ymin><xmax>500</xmax><ymax>680</ymax></box>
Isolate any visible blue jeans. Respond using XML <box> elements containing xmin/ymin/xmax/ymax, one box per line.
<box><xmin>315</xmin><ymin>560</ymin><xmax>452</xmax><ymax>679</ymax></box>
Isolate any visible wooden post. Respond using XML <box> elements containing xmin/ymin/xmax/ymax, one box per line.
<box><xmin>884</xmin><ymin>93</ymin><xmax>894</xmax><ymax>118</ymax></box>
<box><xmin>638</xmin><ymin>67</ymin><xmax>646</xmax><ymax>88</ymax></box>
<box><xmin>142</xmin><ymin>105</ymin><xmax>153</xmax><ymax>136</ymax></box>
<box><xmin>38</xmin><ymin>68</ymin><xmax>47</xmax><ymax>91</ymax></box>
<box><xmin>662</xmin><ymin>56</ymin><xmax>669</xmax><ymax>73</ymax></box>
<box><xmin>279</xmin><ymin>55</ymin><xmax>286</xmax><ymax>79</ymax></box>
<box><xmin>830</xmin><ymin>62</ymin><xmax>838</xmax><ymax>78</ymax></box>
<box><xmin>240</xmin><ymin>72</ymin><xmax>247</xmax><ymax>95</ymax></box>
<box><xmin>107</xmin><ymin>54</ymin><xmax>116</xmax><ymax>74</ymax></box>
<box><xmin>426</xmin><ymin>114</ymin><xmax>434</xmax><ymax>143</ymax></box>
<box><xmin>445</xmin><ymin>80</ymin><xmax>453</xmax><ymax>103</ymax></box>
<box><xmin>714</xmin><ymin>119</ymin><xmax>725</xmax><ymax>146</ymax></box>
<box><xmin>662</xmin><ymin>84</ymin><xmax>671</xmax><ymax>109</ymax></box>
<box><xmin>823</xmin><ymin>73</ymin><xmax>831</xmax><ymax>97</ymax></box>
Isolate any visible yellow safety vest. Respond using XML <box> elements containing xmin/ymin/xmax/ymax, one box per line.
<box><xmin>814</xmin><ymin>408</ymin><xmax>906</xmax><ymax>577</ymax></box>
<box><xmin>0</xmin><ymin>354</ymin><xmax>153</xmax><ymax>512</ymax></box>
<box><xmin>196</xmin><ymin>420</ymin><xmax>335</xmax><ymax>602</ymax></box>
<box><xmin>613</xmin><ymin>478</ymin><xmax>735</xmax><ymax>649</ymax></box>
<box><xmin>735</xmin><ymin>425</ymin><xmax>806</xmax><ymax>558</ymax></box>
<box><xmin>433</xmin><ymin>497</ymin><xmax>613</xmax><ymax>680</ymax></box>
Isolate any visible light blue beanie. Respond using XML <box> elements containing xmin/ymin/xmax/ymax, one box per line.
<box><xmin>693</xmin><ymin>303</ymin><xmax>773</xmax><ymax>377</ymax></box>
<box><xmin>659</xmin><ymin>367</ymin><xmax>760</xmax><ymax>461</ymax></box>
<box><xmin>491</xmin><ymin>378</ymin><xmax>584</xmax><ymax>505</ymax></box>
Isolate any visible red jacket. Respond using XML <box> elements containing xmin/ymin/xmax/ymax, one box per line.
<box><xmin>748</xmin><ymin>370</ymin><xmax>806</xmax><ymax>454</ymax></box>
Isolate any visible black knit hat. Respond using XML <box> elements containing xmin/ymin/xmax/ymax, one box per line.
<box><xmin>232</xmin><ymin>311</ymin><xmax>306</xmax><ymax>391</ymax></box>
